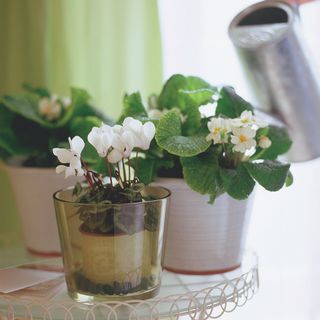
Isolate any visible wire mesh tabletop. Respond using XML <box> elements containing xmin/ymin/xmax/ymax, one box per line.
<box><xmin>0</xmin><ymin>251</ymin><xmax>258</xmax><ymax>320</ymax></box>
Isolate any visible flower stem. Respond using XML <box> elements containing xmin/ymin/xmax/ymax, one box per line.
<box><xmin>105</xmin><ymin>158</ymin><xmax>113</xmax><ymax>187</ymax></box>
<box><xmin>81</xmin><ymin>159</ymin><xmax>95</xmax><ymax>190</ymax></box>
<box><xmin>116</xmin><ymin>162</ymin><xmax>124</xmax><ymax>188</ymax></box>
<box><xmin>250</xmin><ymin>149</ymin><xmax>266</xmax><ymax>161</ymax></box>
<box><xmin>128</xmin><ymin>157</ymin><xmax>131</xmax><ymax>184</ymax></box>
<box><xmin>122</xmin><ymin>158</ymin><xmax>127</xmax><ymax>185</ymax></box>
<box><xmin>134</xmin><ymin>151</ymin><xmax>138</xmax><ymax>179</ymax></box>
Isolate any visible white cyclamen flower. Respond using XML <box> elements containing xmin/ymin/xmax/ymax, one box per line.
<box><xmin>53</xmin><ymin>136</ymin><xmax>85</xmax><ymax>178</ymax></box>
<box><xmin>231</xmin><ymin>127</ymin><xmax>257</xmax><ymax>153</ymax></box>
<box><xmin>206</xmin><ymin>118</ymin><xmax>232</xmax><ymax>144</ymax></box>
<box><xmin>107</xmin><ymin>125</ymin><xmax>136</xmax><ymax>163</ymax></box>
<box><xmin>122</xmin><ymin>117</ymin><xmax>156</xmax><ymax>150</ymax></box>
<box><xmin>258</xmin><ymin>136</ymin><xmax>272</xmax><ymax>149</ymax></box>
<box><xmin>38</xmin><ymin>96</ymin><xmax>61</xmax><ymax>121</ymax></box>
<box><xmin>231</xmin><ymin>110</ymin><xmax>267</xmax><ymax>128</ymax></box>
<box><xmin>88</xmin><ymin>124</ymin><xmax>113</xmax><ymax>157</ymax></box>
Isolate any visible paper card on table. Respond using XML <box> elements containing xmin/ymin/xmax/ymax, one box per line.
<box><xmin>8</xmin><ymin>276</ymin><xmax>66</xmax><ymax>300</ymax></box>
<box><xmin>0</xmin><ymin>267</ymin><xmax>63</xmax><ymax>293</ymax></box>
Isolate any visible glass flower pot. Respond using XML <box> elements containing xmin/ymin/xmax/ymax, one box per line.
<box><xmin>53</xmin><ymin>185</ymin><xmax>170</xmax><ymax>302</ymax></box>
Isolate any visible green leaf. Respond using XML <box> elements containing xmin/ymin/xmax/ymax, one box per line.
<box><xmin>70</xmin><ymin>88</ymin><xmax>113</xmax><ymax>124</ymax></box>
<box><xmin>158</xmin><ymin>74</ymin><xmax>214</xmax><ymax>110</ymax></box>
<box><xmin>285</xmin><ymin>170</ymin><xmax>294</xmax><ymax>187</ymax></box>
<box><xmin>129</xmin><ymin>157</ymin><xmax>156</xmax><ymax>185</ymax></box>
<box><xmin>155</xmin><ymin>110</ymin><xmax>210</xmax><ymax>156</ymax></box>
<box><xmin>244</xmin><ymin>160</ymin><xmax>290</xmax><ymax>191</ymax></box>
<box><xmin>181</xmin><ymin>151</ymin><xmax>221</xmax><ymax>195</ymax></box>
<box><xmin>182</xmin><ymin>103</ymin><xmax>202</xmax><ymax>135</ymax></box>
<box><xmin>220</xmin><ymin>164</ymin><xmax>255</xmax><ymax>200</ymax></box>
<box><xmin>0</xmin><ymin>104</ymin><xmax>34</xmax><ymax>156</ymax></box>
<box><xmin>69</xmin><ymin>116</ymin><xmax>102</xmax><ymax>162</ymax></box>
<box><xmin>179</xmin><ymin>88</ymin><xmax>216</xmax><ymax>106</ymax></box>
<box><xmin>259</xmin><ymin>125</ymin><xmax>292</xmax><ymax>160</ymax></box>
<box><xmin>1</xmin><ymin>93</ymin><xmax>74</xmax><ymax>129</ymax></box>
<box><xmin>22</xmin><ymin>83</ymin><xmax>51</xmax><ymax>98</ymax></box>
<box><xmin>118</xmin><ymin>92</ymin><xmax>147</xmax><ymax>122</ymax></box>
<box><xmin>215</xmin><ymin>86</ymin><xmax>253</xmax><ymax>118</ymax></box>
<box><xmin>0</xmin><ymin>147</ymin><xmax>10</xmax><ymax>160</ymax></box>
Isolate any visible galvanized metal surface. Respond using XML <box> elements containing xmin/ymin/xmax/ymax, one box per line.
<box><xmin>229</xmin><ymin>0</ymin><xmax>320</xmax><ymax>162</ymax></box>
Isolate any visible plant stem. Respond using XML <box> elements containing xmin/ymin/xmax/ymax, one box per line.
<box><xmin>122</xmin><ymin>158</ymin><xmax>127</xmax><ymax>185</ymax></box>
<box><xmin>250</xmin><ymin>149</ymin><xmax>266</xmax><ymax>161</ymax></box>
<box><xmin>134</xmin><ymin>151</ymin><xmax>138</xmax><ymax>179</ymax></box>
<box><xmin>105</xmin><ymin>158</ymin><xmax>113</xmax><ymax>187</ymax></box>
<box><xmin>116</xmin><ymin>162</ymin><xmax>124</xmax><ymax>188</ymax></box>
<box><xmin>84</xmin><ymin>172</ymin><xmax>94</xmax><ymax>189</ymax></box>
<box><xmin>128</xmin><ymin>157</ymin><xmax>131</xmax><ymax>184</ymax></box>
<box><xmin>81</xmin><ymin>159</ymin><xmax>95</xmax><ymax>190</ymax></box>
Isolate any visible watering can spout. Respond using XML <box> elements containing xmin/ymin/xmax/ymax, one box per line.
<box><xmin>229</xmin><ymin>0</ymin><xmax>320</xmax><ymax>162</ymax></box>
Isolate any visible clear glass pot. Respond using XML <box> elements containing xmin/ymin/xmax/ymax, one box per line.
<box><xmin>53</xmin><ymin>186</ymin><xmax>170</xmax><ymax>303</ymax></box>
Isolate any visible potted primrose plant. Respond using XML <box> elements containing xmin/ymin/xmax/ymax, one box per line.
<box><xmin>52</xmin><ymin>117</ymin><xmax>170</xmax><ymax>302</ymax></box>
<box><xmin>118</xmin><ymin>74</ymin><xmax>293</xmax><ymax>274</ymax></box>
<box><xmin>0</xmin><ymin>84</ymin><xmax>111</xmax><ymax>255</ymax></box>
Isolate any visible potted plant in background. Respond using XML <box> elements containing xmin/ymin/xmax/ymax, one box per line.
<box><xmin>0</xmin><ymin>84</ymin><xmax>111</xmax><ymax>256</ymax></box>
<box><xmin>119</xmin><ymin>74</ymin><xmax>293</xmax><ymax>274</ymax></box>
<box><xmin>52</xmin><ymin>118</ymin><xmax>170</xmax><ymax>301</ymax></box>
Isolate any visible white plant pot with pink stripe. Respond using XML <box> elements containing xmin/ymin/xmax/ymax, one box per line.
<box><xmin>4</xmin><ymin>164</ymin><xmax>79</xmax><ymax>256</ymax></box>
<box><xmin>155</xmin><ymin>178</ymin><xmax>253</xmax><ymax>274</ymax></box>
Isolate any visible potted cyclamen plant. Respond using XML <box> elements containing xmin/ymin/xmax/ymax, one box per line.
<box><xmin>52</xmin><ymin>117</ymin><xmax>170</xmax><ymax>302</ymax></box>
<box><xmin>119</xmin><ymin>74</ymin><xmax>293</xmax><ymax>274</ymax></box>
<box><xmin>0</xmin><ymin>84</ymin><xmax>110</xmax><ymax>256</ymax></box>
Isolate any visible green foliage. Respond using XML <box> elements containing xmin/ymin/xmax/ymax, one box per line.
<box><xmin>23</xmin><ymin>83</ymin><xmax>50</xmax><ymax>98</ymax></box>
<box><xmin>0</xmin><ymin>104</ymin><xmax>35</xmax><ymax>157</ymax></box>
<box><xmin>257</xmin><ymin>125</ymin><xmax>292</xmax><ymax>160</ymax></box>
<box><xmin>71</xmin><ymin>88</ymin><xmax>113</xmax><ymax>124</ymax></box>
<box><xmin>244</xmin><ymin>160</ymin><xmax>290</xmax><ymax>191</ymax></box>
<box><xmin>180</xmin><ymin>150</ymin><xmax>222</xmax><ymax>196</ymax></box>
<box><xmin>127</xmin><ymin>156</ymin><xmax>174</xmax><ymax>185</ymax></box>
<box><xmin>0</xmin><ymin>85</ymin><xmax>108</xmax><ymax>166</ymax></box>
<box><xmin>158</xmin><ymin>74</ymin><xmax>215</xmax><ymax>110</ymax></box>
<box><xmin>156</xmin><ymin>110</ymin><xmax>210</xmax><ymax>156</ymax></box>
<box><xmin>72</xmin><ymin>181</ymin><xmax>159</xmax><ymax>235</ymax></box>
<box><xmin>285</xmin><ymin>170</ymin><xmax>294</xmax><ymax>187</ymax></box>
<box><xmin>220</xmin><ymin>164</ymin><xmax>255</xmax><ymax>200</ymax></box>
<box><xmin>1</xmin><ymin>93</ymin><xmax>74</xmax><ymax>128</ymax></box>
<box><xmin>118</xmin><ymin>92</ymin><xmax>148</xmax><ymax>123</ymax></box>
<box><xmin>215</xmin><ymin>86</ymin><xmax>254</xmax><ymax>118</ymax></box>
<box><xmin>117</xmin><ymin>74</ymin><xmax>293</xmax><ymax>203</ymax></box>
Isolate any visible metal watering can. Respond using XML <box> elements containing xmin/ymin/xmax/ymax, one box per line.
<box><xmin>229</xmin><ymin>0</ymin><xmax>320</xmax><ymax>162</ymax></box>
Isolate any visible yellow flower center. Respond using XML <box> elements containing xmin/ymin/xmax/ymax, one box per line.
<box><xmin>239</xmin><ymin>134</ymin><xmax>247</xmax><ymax>143</ymax></box>
<box><xmin>213</xmin><ymin>127</ymin><xmax>221</xmax><ymax>134</ymax></box>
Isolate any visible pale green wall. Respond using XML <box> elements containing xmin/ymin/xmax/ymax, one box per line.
<box><xmin>0</xmin><ymin>166</ymin><xmax>22</xmax><ymax>246</ymax></box>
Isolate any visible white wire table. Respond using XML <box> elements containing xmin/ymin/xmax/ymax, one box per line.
<box><xmin>0</xmin><ymin>250</ymin><xmax>258</xmax><ymax>320</ymax></box>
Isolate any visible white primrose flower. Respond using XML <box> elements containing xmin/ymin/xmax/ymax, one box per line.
<box><xmin>231</xmin><ymin>110</ymin><xmax>267</xmax><ymax>128</ymax></box>
<box><xmin>206</xmin><ymin>118</ymin><xmax>232</xmax><ymax>144</ymax></box>
<box><xmin>53</xmin><ymin>136</ymin><xmax>85</xmax><ymax>178</ymax></box>
<box><xmin>62</xmin><ymin>96</ymin><xmax>71</xmax><ymax>109</ymax></box>
<box><xmin>259</xmin><ymin>136</ymin><xmax>272</xmax><ymax>149</ymax></box>
<box><xmin>107</xmin><ymin>126</ymin><xmax>136</xmax><ymax>163</ymax></box>
<box><xmin>231</xmin><ymin>127</ymin><xmax>257</xmax><ymax>153</ymax></box>
<box><xmin>88</xmin><ymin>124</ymin><xmax>113</xmax><ymax>157</ymax></box>
<box><xmin>122</xmin><ymin>117</ymin><xmax>156</xmax><ymax>150</ymax></box>
<box><xmin>38</xmin><ymin>95</ymin><xmax>61</xmax><ymax>121</ymax></box>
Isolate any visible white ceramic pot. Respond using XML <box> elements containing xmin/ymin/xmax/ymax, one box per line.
<box><xmin>155</xmin><ymin>178</ymin><xmax>254</xmax><ymax>274</ymax></box>
<box><xmin>4</xmin><ymin>164</ymin><xmax>79</xmax><ymax>256</ymax></box>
